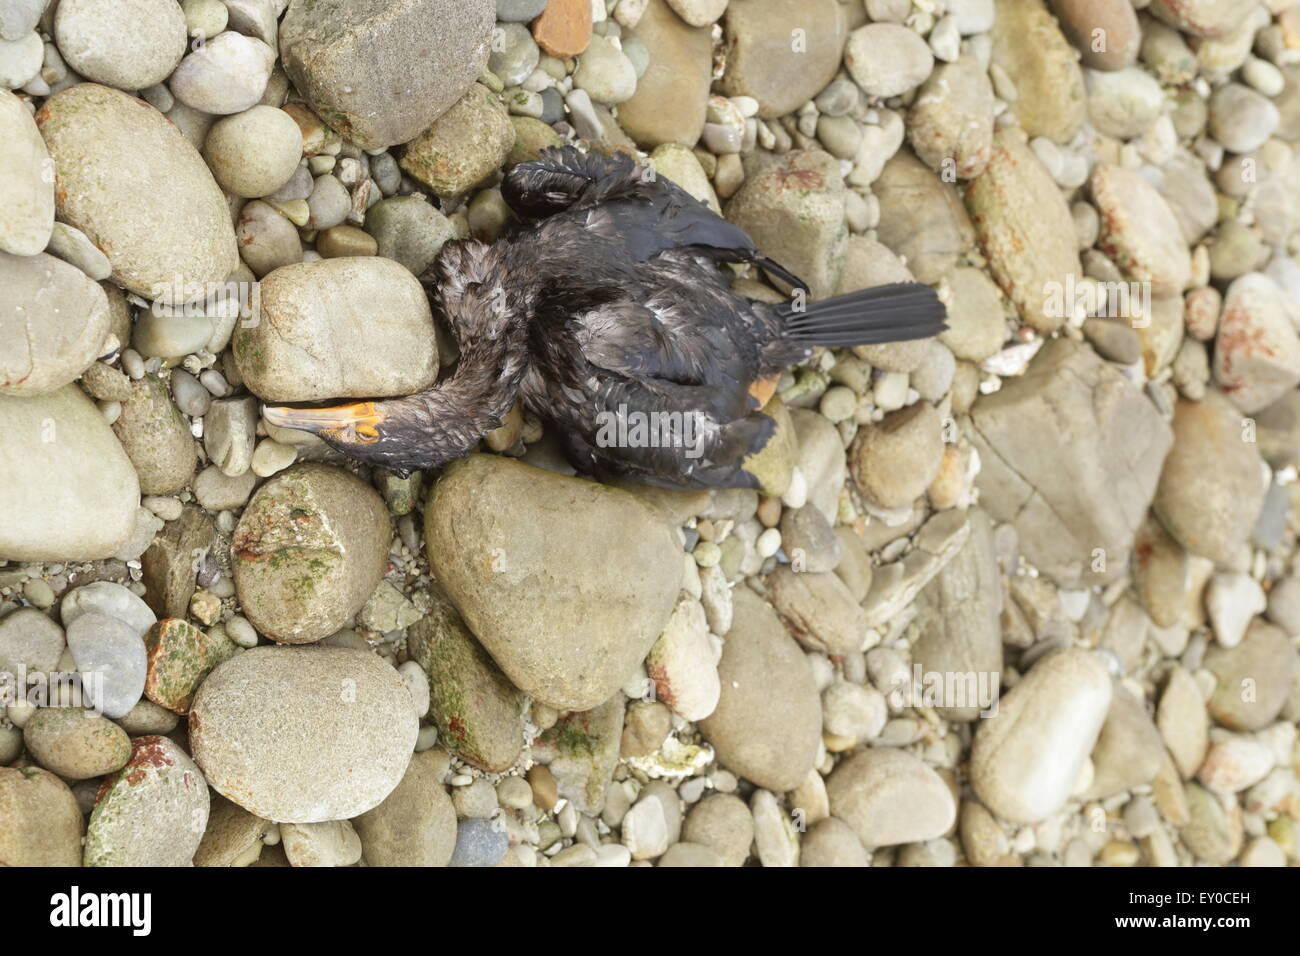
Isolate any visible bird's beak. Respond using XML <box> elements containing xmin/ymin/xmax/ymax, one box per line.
<box><xmin>262</xmin><ymin>401</ymin><xmax>387</xmax><ymax>445</ymax></box>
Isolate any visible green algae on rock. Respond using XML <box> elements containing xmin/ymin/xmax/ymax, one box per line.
<box><xmin>232</xmin><ymin>463</ymin><xmax>391</xmax><ymax>644</ymax></box>
<box><xmin>143</xmin><ymin>618</ymin><xmax>238</xmax><ymax>714</ymax></box>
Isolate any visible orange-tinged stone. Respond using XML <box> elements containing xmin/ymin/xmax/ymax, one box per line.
<box><xmin>533</xmin><ymin>0</ymin><xmax>592</xmax><ymax>58</ymax></box>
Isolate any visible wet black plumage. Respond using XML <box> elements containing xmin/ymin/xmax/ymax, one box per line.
<box><xmin>263</xmin><ymin>146</ymin><xmax>948</xmax><ymax>489</ymax></box>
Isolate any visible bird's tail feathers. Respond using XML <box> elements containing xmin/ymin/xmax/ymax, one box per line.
<box><xmin>777</xmin><ymin>283</ymin><xmax>948</xmax><ymax>348</ymax></box>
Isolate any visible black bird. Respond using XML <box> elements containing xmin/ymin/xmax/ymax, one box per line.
<box><xmin>263</xmin><ymin>146</ymin><xmax>947</xmax><ymax>491</ymax></box>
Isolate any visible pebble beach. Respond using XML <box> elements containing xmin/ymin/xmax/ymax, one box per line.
<box><xmin>0</xmin><ymin>0</ymin><xmax>1298</xmax><ymax>872</ymax></box>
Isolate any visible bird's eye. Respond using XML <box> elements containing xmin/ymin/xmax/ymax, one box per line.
<box><xmin>351</xmin><ymin>423</ymin><xmax>381</xmax><ymax>444</ymax></box>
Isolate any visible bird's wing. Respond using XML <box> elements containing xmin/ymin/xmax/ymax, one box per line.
<box><xmin>541</xmin><ymin>284</ymin><xmax>753</xmax><ymax>423</ymax></box>
<box><xmin>501</xmin><ymin>146</ymin><xmax>652</xmax><ymax>219</ymax></box>
<box><xmin>535</xmin><ymin>251</ymin><xmax>778</xmax><ymax>423</ymax></box>
<box><xmin>504</xmin><ymin>146</ymin><xmax>808</xmax><ymax>290</ymax></box>
<box><xmin>558</xmin><ymin>385</ymin><xmax>777</xmax><ymax>492</ymax></box>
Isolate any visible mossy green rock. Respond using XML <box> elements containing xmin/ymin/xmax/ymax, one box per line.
<box><xmin>407</xmin><ymin>592</ymin><xmax>525</xmax><ymax>773</ymax></box>
<box><xmin>649</xmin><ymin>142</ymin><xmax>720</xmax><ymax>212</ymax></box>
<box><xmin>23</xmin><ymin>707</ymin><xmax>131</xmax><ymax>780</ymax></box>
<box><xmin>399</xmin><ymin>83</ymin><xmax>515</xmax><ymax>199</ymax></box>
<box><xmin>424</xmin><ymin>456</ymin><xmax>682</xmax><ymax>711</ymax></box>
<box><xmin>740</xmin><ymin>397</ymin><xmax>797</xmax><ymax>498</ymax></box>
<box><xmin>84</xmin><ymin>735</ymin><xmax>209</xmax><ymax>866</ymax></box>
<box><xmin>531</xmin><ymin>693</ymin><xmax>625</xmax><ymax>814</ymax></box>
<box><xmin>233</xmin><ymin>463</ymin><xmax>391</xmax><ymax>644</ymax></box>
<box><xmin>506</xmin><ymin>115</ymin><xmax>563</xmax><ymax>168</ymax></box>
<box><xmin>143</xmin><ymin>618</ymin><xmax>238</xmax><ymax>714</ymax></box>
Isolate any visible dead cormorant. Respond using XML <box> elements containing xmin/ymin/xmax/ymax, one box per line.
<box><xmin>263</xmin><ymin>146</ymin><xmax>947</xmax><ymax>490</ymax></box>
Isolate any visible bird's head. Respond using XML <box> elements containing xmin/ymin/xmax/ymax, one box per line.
<box><xmin>261</xmin><ymin>391</ymin><xmax>508</xmax><ymax>478</ymax></box>
<box><xmin>262</xmin><ymin>400</ymin><xmax>427</xmax><ymax>477</ymax></box>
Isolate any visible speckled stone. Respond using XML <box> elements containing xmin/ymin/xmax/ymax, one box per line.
<box><xmin>279</xmin><ymin>0</ymin><xmax>494</xmax><ymax>149</ymax></box>
<box><xmin>0</xmin><ymin>766</ymin><xmax>84</xmax><ymax>866</ymax></box>
<box><xmin>36</xmin><ymin>83</ymin><xmax>238</xmax><ymax>297</ymax></box>
<box><xmin>352</xmin><ymin>748</ymin><xmax>457</xmax><ymax>866</ymax></box>
<box><xmin>0</xmin><ymin>607</ymin><xmax>65</xmax><ymax>676</ymax></box>
<box><xmin>965</xmin><ymin>130</ymin><xmax>1082</xmax><ymax>332</ymax></box>
<box><xmin>53</xmin><ymin>0</ymin><xmax>187</xmax><ymax>91</ymax></box>
<box><xmin>84</xmin><ymin>735</ymin><xmax>209</xmax><ymax>866</ymax></box>
<box><xmin>190</xmin><ymin>645</ymin><xmax>418</xmax><ymax>823</ymax></box>
<box><xmin>23</xmin><ymin>707</ymin><xmax>131</xmax><ymax>780</ymax></box>
<box><xmin>450</xmin><ymin>817</ymin><xmax>508</xmax><ymax>867</ymax></box>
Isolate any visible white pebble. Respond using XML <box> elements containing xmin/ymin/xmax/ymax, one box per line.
<box><xmin>756</xmin><ymin>527</ymin><xmax>782</xmax><ymax>558</ymax></box>
<box><xmin>1243</xmin><ymin>57</ymin><xmax>1285</xmax><ymax>97</ymax></box>
<box><xmin>594</xmin><ymin>843</ymin><xmax>632</xmax><ymax>867</ymax></box>
<box><xmin>225</xmin><ymin>614</ymin><xmax>259</xmax><ymax>648</ymax></box>
<box><xmin>397</xmin><ymin>660</ymin><xmax>430</xmax><ymax>719</ymax></box>
<box><xmin>781</xmin><ymin>466</ymin><xmax>808</xmax><ymax>509</ymax></box>
<box><xmin>929</xmin><ymin>14</ymin><xmax>961</xmax><ymax>63</ymax></box>
<box><xmin>251</xmin><ymin>438</ymin><xmax>297</xmax><ymax>477</ymax></box>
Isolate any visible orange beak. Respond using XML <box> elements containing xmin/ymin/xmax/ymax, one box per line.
<box><xmin>262</xmin><ymin>401</ymin><xmax>387</xmax><ymax>445</ymax></box>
